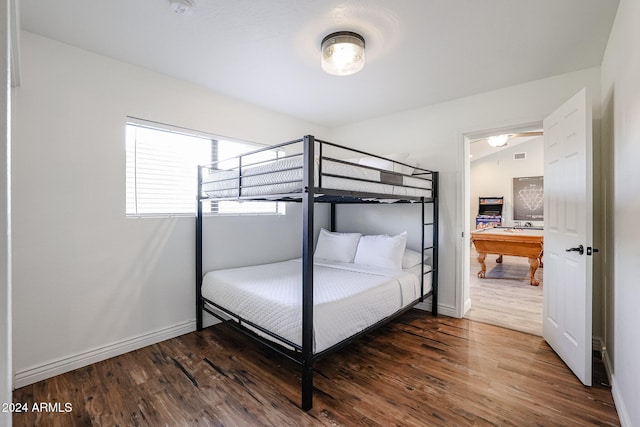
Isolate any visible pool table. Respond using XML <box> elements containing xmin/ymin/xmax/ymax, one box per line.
<box><xmin>470</xmin><ymin>227</ymin><xmax>544</xmax><ymax>286</ymax></box>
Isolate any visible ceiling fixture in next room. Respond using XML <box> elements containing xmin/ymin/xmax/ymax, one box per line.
<box><xmin>321</xmin><ymin>31</ymin><xmax>366</xmax><ymax>76</ymax></box>
<box><xmin>486</xmin><ymin>131</ymin><xmax>544</xmax><ymax>148</ymax></box>
<box><xmin>487</xmin><ymin>134</ymin><xmax>509</xmax><ymax>147</ymax></box>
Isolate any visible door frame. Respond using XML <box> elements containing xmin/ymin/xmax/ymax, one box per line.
<box><xmin>456</xmin><ymin>119</ymin><xmax>544</xmax><ymax>318</ymax></box>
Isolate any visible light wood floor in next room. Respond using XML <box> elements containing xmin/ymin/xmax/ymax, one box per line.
<box><xmin>466</xmin><ymin>249</ymin><xmax>544</xmax><ymax>336</ymax></box>
<box><xmin>13</xmin><ymin>310</ymin><xmax>618</xmax><ymax>426</ymax></box>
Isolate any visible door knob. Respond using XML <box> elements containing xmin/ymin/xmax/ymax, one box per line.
<box><xmin>566</xmin><ymin>244</ymin><xmax>584</xmax><ymax>255</ymax></box>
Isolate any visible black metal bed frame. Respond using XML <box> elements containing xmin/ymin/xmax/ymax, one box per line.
<box><xmin>195</xmin><ymin>135</ymin><xmax>439</xmax><ymax>410</ymax></box>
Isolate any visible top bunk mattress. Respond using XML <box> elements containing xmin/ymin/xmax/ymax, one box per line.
<box><xmin>201</xmin><ymin>259</ymin><xmax>432</xmax><ymax>354</ymax></box>
<box><xmin>201</xmin><ymin>156</ymin><xmax>432</xmax><ymax>200</ymax></box>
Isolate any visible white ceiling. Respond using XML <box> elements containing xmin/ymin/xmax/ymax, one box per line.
<box><xmin>19</xmin><ymin>0</ymin><xmax>619</xmax><ymax>127</ymax></box>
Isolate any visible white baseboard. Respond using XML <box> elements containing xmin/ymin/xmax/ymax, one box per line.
<box><xmin>14</xmin><ymin>320</ymin><xmax>196</xmax><ymax>389</ymax></box>
<box><xmin>601</xmin><ymin>345</ymin><xmax>613</xmax><ymax>385</ymax></box>
<box><xmin>602</xmin><ymin>349</ymin><xmax>631</xmax><ymax>427</ymax></box>
<box><xmin>611</xmin><ymin>378</ymin><xmax>631</xmax><ymax>427</ymax></box>
<box><xmin>463</xmin><ymin>297</ymin><xmax>472</xmax><ymax>317</ymax></box>
<box><xmin>415</xmin><ymin>302</ymin><xmax>457</xmax><ymax>318</ymax></box>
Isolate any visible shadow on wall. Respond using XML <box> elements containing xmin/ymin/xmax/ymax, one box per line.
<box><xmin>599</xmin><ymin>87</ymin><xmax>615</xmax><ymax>372</ymax></box>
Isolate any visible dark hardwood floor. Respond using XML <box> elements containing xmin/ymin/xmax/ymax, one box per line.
<box><xmin>13</xmin><ymin>311</ymin><xmax>619</xmax><ymax>426</ymax></box>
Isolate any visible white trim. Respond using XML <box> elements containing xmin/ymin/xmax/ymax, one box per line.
<box><xmin>463</xmin><ymin>296</ymin><xmax>472</xmax><ymax>316</ymax></box>
<box><xmin>455</xmin><ymin>130</ymin><xmax>466</xmax><ymax>318</ymax></box>
<box><xmin>597</xmin><ymin>340</ymin><xmax>630</xmax><ymax>426</ymax></box>
<box><xmin>415</xmin><ymin>301</ymin><xmax>456</xmax><ymax>318</ymax></box>
<box><xmin>611</xmin><ymin>380</ymin><xmax>630</xmax><ymax>427</ymax></box>
<box><xmin>2</xmin><ymin>5</ymin><xmax>14</xmax><ymax>427</ymax></box>
<box><xmin>9</xmin><ymin>0</ymin><xmax>19</xmax><ymax>87</ymax></box>
<box><xmin>125</xmin><ymin>116</ymin><xmax>268</xmax><ymax>148</ymax></box>
<box><xmin>14</xmin><ymin>320</ymin><xmax>196</xmax><ymax>388</ymax></box>
<box><xmin>605</xmin><ymin>351</ymin><xmax>631</xmax><ymax>427</ymax></box>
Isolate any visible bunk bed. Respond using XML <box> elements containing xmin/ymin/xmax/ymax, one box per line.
<box><xmin>195</xmin><ymin>135</ymin><xmax>439</xmax><ymax>410</ymax></box>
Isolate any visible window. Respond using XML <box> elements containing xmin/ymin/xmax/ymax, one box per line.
<box><xmin>126</xmin><ymin>120</ymin><xmax>283</xmax><ymax>216</ymax></box>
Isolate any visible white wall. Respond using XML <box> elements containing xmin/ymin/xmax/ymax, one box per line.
<box><xmin>11</xmin><ymin>32</ymin><xmax>330</xmax><ymax>386</ymax></box>
<box><xmin>336</xmin><ymin>203</ymin><xmax>427</xmax><ymax>253</ymax></box>
<box><xmin>1</xmin><ymin>1</ymin><xmax>12</xmax><ymax>425</ymax></box>
<box><xmin>600</xmin><ymin>0</ymin><xmax>640</xmax><ymax>425</ymax></box>
<box><xmin>470</xmin><ymin>137</ymin><xmax>544</xmax><ymax>230</ymax></box>
<box><xmin>330</xmin><ymin>67</ymin><xmax>601</xmax><ymax>317</ymax></box>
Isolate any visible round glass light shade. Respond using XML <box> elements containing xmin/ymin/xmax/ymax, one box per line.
<box><xmin>169</xmin><ymin>0</ymin><xmax>195</xmax><ymax>14</ymax></box>
<box><xmin>321</xmin><ymin>31</ymin><xmax>365</xmax><ymax>76</ymax></box>
<box><xmin>487</xmin><ymin>135</ymin><xmax>509</xmax><ymax>147</ymax></box>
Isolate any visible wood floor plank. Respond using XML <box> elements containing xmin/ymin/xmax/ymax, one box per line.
<box><xmin>466</xmin><ymin>248</ymin><xmax>543</xmax><ymax>336</ymax></box>
<box><xmin>13</xmin><ymin>311</ymin><xmax>619</xmax><ymax>426</ymax></box>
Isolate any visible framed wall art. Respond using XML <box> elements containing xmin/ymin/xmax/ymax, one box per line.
<box><xmin>513</xmin><ymin>176</ymin><xmax>543</xmax><ymax>221</ymax></box>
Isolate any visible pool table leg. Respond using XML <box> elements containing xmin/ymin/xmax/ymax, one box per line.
<box><xmin>528</xmin><ymin>257</ymin><xmax>541</xmax><ymax>286</ymax></box>
<box><xmin>477</xmin><ymin>253</ymin><xmax>487</xmax><ymax>278</ymax></box>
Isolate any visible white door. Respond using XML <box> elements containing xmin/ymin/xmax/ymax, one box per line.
<box><xmin>543</xmin><ymin>88</ymin><xmax>593</xmax><ymax>385</ymax></box>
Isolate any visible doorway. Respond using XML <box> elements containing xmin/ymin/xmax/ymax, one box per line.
<box><xmin>462</xmin><ymin>123</ymin><xmax>545</xmax><ymax>336</ymax></box>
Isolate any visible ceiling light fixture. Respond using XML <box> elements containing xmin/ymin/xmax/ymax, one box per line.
<box><xmin>321</xmin><ymin>31</ymin><xmax>365</xmax><ymax>76</ymax></box>
<box><xmin>169</xmin><ymin>0</ymin><xmax>195</xmax><ymax>15</ymax></box>
<box><xmin>487</xmin><ymin>134</ymin><xmax>509</xmax><ymax>147</ymax></box>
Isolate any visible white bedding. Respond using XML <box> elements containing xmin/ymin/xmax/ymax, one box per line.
<box><xmin>202</xmin><ymin>156</ymin><xmax>432</xmax><ymax>199</ymax></box>
<box><xmin>201</xmin><ymin>259</ymin><xmax>432</xmax><ymax>354</ymax></box>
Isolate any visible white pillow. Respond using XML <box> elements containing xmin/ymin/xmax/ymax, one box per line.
<box><xmin>314</xmin><ymin>229</ymin><xmax>361</xmax><ymax>263</ymax></box>
<box><xmin>402</xmin><ymin>249</ymin><xmax>430</xmax><ymax>269</ymax></box>
<box><xmin>353</xmin><ymin>232</ymin><xmax>408</xmax><ymax>271</ymax></box>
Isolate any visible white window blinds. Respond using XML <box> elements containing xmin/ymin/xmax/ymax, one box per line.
<box><xmin>125</xmin><ymin>121</ymin><xmax>283</xmax><ymax>216</ymax></box>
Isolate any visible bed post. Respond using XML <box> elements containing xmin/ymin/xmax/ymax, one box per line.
<box><xmin>196</xmin><ymin>165</ymin><xmax>204</xmax><ymax>331</ymax></box>
<box><xmin>432</xmin><ymin>171</ymin><xmax>439</xmax><ymax>316</ymax></box>
<box><xmin>330</xmin><ymin>203</ymin><xmax>336</xmax><ymax>232</ymax></box>
<box><xmin>420</xmin><ymin>198</ymin><xmax>425</xmax><ymax>302</ymax></box>
<box><xmin>301</xmin><ymin>135</ymin><xmax>315</xmax><ymax>410</ymax></box>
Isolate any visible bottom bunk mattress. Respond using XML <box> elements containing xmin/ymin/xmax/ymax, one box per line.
<box><xmin>201</xmin><ymin>259</ymin><xmax>432</xmax><ymax>354</ymax></box>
